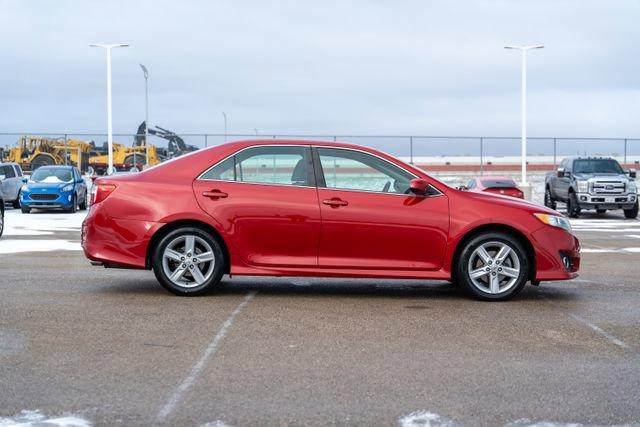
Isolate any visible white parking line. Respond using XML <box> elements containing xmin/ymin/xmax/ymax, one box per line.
<box><xmin>542</xmin><ymin>296</ymin><xmax>629</xmax><ymax>350</ymax></box>
<box><xmin>154</xmin><ymin>292</ymin><xmax>257</xmax><ymax>424</ymax></box>
<box><xmin>581</xmin><ymin>248</ymin><xmax>640</xmax><ymax>253</ymax></box>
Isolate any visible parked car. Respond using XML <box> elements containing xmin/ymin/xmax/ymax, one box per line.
<box><xmin>544</xmin><ymin>156</ymin><xmax>638</xmax><ymax>218</ymax></box>
<box><xmin>0</xmin><ymin>162</ymin><xmax>24</xmax><ymax>208</ymax></box>
<box><xmin>0</xmin><ymin>192</ymin><xmax>4</xmax><ymax>238</ymax></box>
<box><xmin>20</xmin><ymin>165</ymin><xmax>88</xmax><ymax>213</ymax></box>
<box><xmin>465</xmin><ymin>176</ymin><xmax>524</xmax><ymax>199</ymax></box>
<box><xmin>82</xmin><ymin>140</ymin><xmax>580</xmax><ymax>301</ymax></box>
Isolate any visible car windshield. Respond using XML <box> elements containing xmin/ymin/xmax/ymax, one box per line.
<box><xmin>480</xmin><ymin>178</ymin><xmax>517</xmax><ymax>188</ymax></box>
<box><xmin>30</xmin><ymin>168</ymin><xmax>73</xmax><ymax>183</ymax></box>
<box><xmin>573</xmin><ymin>159</ymin><xmax>623</xmax><ymax>174</ymax></box>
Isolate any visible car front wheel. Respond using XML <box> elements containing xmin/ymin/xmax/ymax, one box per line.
<box><xmin>567</xmin><ymin>192</ymin><xmax>581</xmax><ymax>218</ymax></box>
<box><xmin>152</xmin><ymin>227</ymin><xmax>225</xmax><ymax>296</ymax></box>
<box><xmin>456</xmin><ymin>232</ymin><xmax>529</xmax><ymax>301</ymax></box>
<box><xmin>624</xmin><ymin>201</ymin><xmax>639</xmax><ymax>219</ymax></box>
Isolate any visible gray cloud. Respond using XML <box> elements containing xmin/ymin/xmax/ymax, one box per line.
<box><xmin>0</xmin><ymin>0</ymin><xmax>638</xmax><ymax>141</ymax></box>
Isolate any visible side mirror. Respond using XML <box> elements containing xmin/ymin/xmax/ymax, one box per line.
<box><xmin>409</xmin><ymin>178</ymin><xmax>429</xmax><ymax>195</ymax></box>
<box><xmin>630</xmin><ymin>169</ymin><xmax>637</xmax><ymax>179</ymax></box>
<box><xmin>22</xmin><ymin>177</ymin><xmax>28</xmax><ymax>183</ymax></box>
<box><xmin>557</xmin><ymin>167</ymin><xmax>566</xmax><ymax>178</ymax></box>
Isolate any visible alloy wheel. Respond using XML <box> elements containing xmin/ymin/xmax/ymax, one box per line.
<box><xmin>161</xmin><ymin>235</ymin><xmax>216</xmax><ymax>288</ymax></box>
<box><xmin>467</xmin><ymin>241</ymin><xmax>521</xmax><ymax>295</ymax></box>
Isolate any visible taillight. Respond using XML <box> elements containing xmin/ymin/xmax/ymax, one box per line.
<box><xmin>91</xmin><ymin>183</ymin><xmax>117</xmax><ymax>205</ymax></box>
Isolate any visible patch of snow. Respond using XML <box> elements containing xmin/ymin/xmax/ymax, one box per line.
<box><xmin>399</xmin><ymin>411</ymin><xmax>460</xmax><ymax>427</ymax></box>
<box><xmin>0</xmin><ymin>410</ymin><xmax>91</xmax><ymax>427</ymax></box>
<box><xmin>0</xmin><ymin>239</ymin><xmax>80</xmax><ymax>254</ymax></box>
<box><xmin>200</xmin><ymin>421</ymin><xmax>233</xmax><ymax>427</ymax></box>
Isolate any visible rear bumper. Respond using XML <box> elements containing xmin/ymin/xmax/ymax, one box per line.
<box><xmin>531</xmin><ymin>226</ymin><xmax>580</xmax><ymax>281</ymax></box>
<box><xmin>81</xmin><ymin>206</ymin><xmax>162</xmax><ymax>269</ymax></box>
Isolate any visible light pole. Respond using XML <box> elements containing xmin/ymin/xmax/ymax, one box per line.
<box><xmin>222</xmin><ymin>111</ymin><xmax>228</xmax><ymax>142</ymax></box>
<box><xmin>89</xmin><ymin>43</ymin><xmax>129</xmax><ymax>175</ymax></box>
<box><xmin>140</xmin><ymin>64</ymin><xmax>149</xmax><ymax>169</ymax></box>
<box><xmin>504</xmin><ymin>44</ymin><xmax>544</xmax><ymax>187</ymax></box>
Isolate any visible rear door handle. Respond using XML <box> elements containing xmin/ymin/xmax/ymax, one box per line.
<box><xmin>202</xmin><ymin>189</ymin><xmax>228</xmax><ymax>199</ymax></box>
<box><xmin>322</xmin><ymin>198</ymin><xmax>348</xmax><ymax>207</ymax></box>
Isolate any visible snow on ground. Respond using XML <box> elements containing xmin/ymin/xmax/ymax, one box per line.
<box><xmin>0</xmin><ymin>410</ymin><xmax>90</xmax><ymax>427</ymax></box>
<box><xmin>0</xmin><ymin>210</ymin><xmax>85</xmax><ymax>254</ymax></box>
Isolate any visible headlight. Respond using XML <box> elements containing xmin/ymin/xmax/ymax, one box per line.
<box><xmin>534</xmin><ymin>213</ymin><xmax>572</xmax><ymax>232</ymax></box>
<box><xmin>61</xmin><ymin>184</ymin><xmax>74</xmax><ymax>192</ymax></box>
<box><xmin>576</xmin><ymin>180</ymin><xmax>589</xmax><ymax>193</ymax></box>
<box><xmin>21</xmin><ymin>184</ymin><xmax>28</xmax><ymax>192</ymax></box>
<box><xmin>628</xmin><ymin>181</ymin><xmax>637</xmax><ymax>193</ymax></box>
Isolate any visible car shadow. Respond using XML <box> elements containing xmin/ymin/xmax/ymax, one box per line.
<box><xmin>95</xmin><ymin>276</ymin><xmax>578</xmax><ymax>302</ymax></box>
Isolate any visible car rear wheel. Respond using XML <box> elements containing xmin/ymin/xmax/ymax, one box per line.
<box><xmin>0</xmin><ymin>205</ymin><xmax>4</xmax><ymax>238</ymax></box>
<box><xmin>78</xmin><ymin>194</ymin><xmax>87</xmax><ymax>210</ymax></box>
<box><xmin>456</xmin><ymin>232</ymin><xmax>529</xmax><ymax>301</ymax></box>
<box><xmin>544</xmin><ymin>187</ymin><xmax>556</xmax><ymax>210</ymax></box>
<box><xmin>152</xmin><ymin>227</ymin><xmax>225</xmax><ymax>296</ymax></box>
<box><xmin>567</xmin><ymin>192</ymin><xmax>581</xmax><ymax>218</ymax></box>
<box><xmin>596</xmin><ymin>209</ymin><xmax>606</xmax><ymax>214</ymax></box>
<box><xmin>624</xmin><ymin>201</ymin><xmax>639</xmax><ymax>219</ymax></box>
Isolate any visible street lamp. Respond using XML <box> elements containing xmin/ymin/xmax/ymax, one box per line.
<box><xmin>140</xmin><ymin>64</ymin><xmax>149</xmax><ymax>169</ymax></box>
<box><xmin>89</xmin><ymin>43</ymin><xmax>129</xmax><ymax>175</ymax></box>
<box><xmin>504</xmin><ymin>44</ymin><xmax>544</xmax><ymax>188</ymax></box>
<box><xmin>222</xmin><ymin>111</ymin><xmax>228</xmax><ymax>142</ymax></box>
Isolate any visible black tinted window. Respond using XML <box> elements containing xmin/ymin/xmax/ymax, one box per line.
<box><xmin>480</xmin><ymin>178</ymin><xmax>517</xmax><ymax>188</ymax></box>
<box><xmin>573</xmin><ymin>159</ymin><xmax>623</xmax><ymax>174</ymax></box>
<box><xmin>14</xmin><ymin>165</ymin><xmax>22</xmax><ymax>177</ymax></box>
<box><xmin>3</xmin><ymin>165</ymin><xmax>15</xmax><ymax>178</ymax></box>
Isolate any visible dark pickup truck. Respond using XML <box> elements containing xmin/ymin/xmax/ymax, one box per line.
<box><xmin>544</xmin><ymin>156</ymin><xmax>638</xmax><ymax>218</ymax></box>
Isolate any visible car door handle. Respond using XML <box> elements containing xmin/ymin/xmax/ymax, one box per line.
<box><xmin>202</xmin><ymin>189</ymin><xmax>228</xmax><ymax>199</ymax></box>
<box><xmin>322</xmin><ymin>198</ymin><xmax>348</xmax><ymax>207</ymax></box>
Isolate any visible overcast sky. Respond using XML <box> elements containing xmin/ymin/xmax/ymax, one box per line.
<box><xmin>0</xmin><ymin>0</ymin><xmax>638</xmax><ymax>139</ymax></box>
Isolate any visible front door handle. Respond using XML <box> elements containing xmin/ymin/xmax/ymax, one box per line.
<box><xmin>322</xmin><ymin>198</ymin><xmax>348</xmax><ymax>207</ymax></box>
<box><xmin>202</xmin><ymin>189</ymin><xmax>228</xmax><ymax>199</ymax></box>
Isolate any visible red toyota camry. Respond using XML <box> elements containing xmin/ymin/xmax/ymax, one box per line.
<box><xmin>82</xmin><ymin>140</ymin><xmax>579</xmax><ymax>300</ymax></box>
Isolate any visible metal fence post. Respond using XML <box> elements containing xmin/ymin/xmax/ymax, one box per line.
<box><xmin>624</xmin><ymin>138</ymin><xmax>628</xmax><ymax>165</ymax></box>
<box><xmin>204</xmin><ymin>134</ymin><xmax>208</xmax><ymax>148</ymax></box>
<box><xmin>409</xmin><ymin>137</ymin><xmax>414</xmax><ymax>164</ymax></box>
<box><xmin>333</xmin><ymin>136</ymin><xmax>337</xmax><ymax>142</ymax></box>
<box><xmin>64</xmin><ymin>134</ymin><xmax>68</xmax><ymax>165</ymax></box>
<box><xmin>479</xmin><ymin>137</ymin><xmax>483</xmax><ymax>176</ymax></box>
<box><xmin>553</xmin><ymin>138</ymin><xmax>557</xmax><ymax>166</ymax></box>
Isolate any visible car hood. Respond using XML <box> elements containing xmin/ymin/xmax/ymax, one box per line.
<box><xmin>25</xmin><ymin>182</ymin><xmax>72</xmax><ymax>190</ymax></box>
<box><xmin>460</xmin><ymin>189</ymin><xmax>559</xmax><ymax>215</ymax></box>
<box><xmin>573</xmin><ymin>173</ymin><xmax>629</xmax><ymax>180</ymax></box>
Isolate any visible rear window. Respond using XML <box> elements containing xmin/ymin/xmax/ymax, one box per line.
<box><xmin>480</xmin><ymin>178</ymin><xmax>517</xmax><ymax>188</ymax></box>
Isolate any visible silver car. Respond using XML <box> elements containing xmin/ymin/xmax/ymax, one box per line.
<box><xmin>0</xmin><ymin>162</ymin><xmax>24</xmax><ymax>208</ymax></box>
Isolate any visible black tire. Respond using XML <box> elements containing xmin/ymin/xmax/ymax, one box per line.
<box><xmin>12</xmin><ymin>191</ymin><xmax>21</xmax><ymax>209</ymax></box>
<box><xmin>544</xmin><ymin>187</ymin><xmax>557</xmax><ymax>210</ymax></box>
<box><xmin>152</xmin><ymin>227</ymin><xmax>225</xmax><ymax>296</ymax></box>
<box><xmin>21</xmin><ymin>204</ymin><xmax>30</xmax><ymax>214</ymax></box>
<box><xmin>567</xmin><ymin>192</ymin><xmax>581</xmax><ymax>218</ymax></box>
<box><xmin>624</xmin><ymin>201</ymin><xmax>639</xmax><ymax>219</ymax></box>
<box><xmin>79</xmin><ymin>194</ymin><xmax>87</xmax><ymax>210</ymax></box>
<box><xmin>65</xmin><ymin>194</ymin><xmax>77</xmax><ymax>213</ymax></box>
<box><xmin>0</xmin><ymin>205</ymin><xmax>4</xmax><ymax>238</ymax></box>
<box><xmin>596</xmin><ymin>209</ymin><xmax>606</xmax><ymax>214</ymax></box>
<box><xmin>456</xmin><ymin>232</ymin><xmax>530</xmax><ymax>301</ymax></box>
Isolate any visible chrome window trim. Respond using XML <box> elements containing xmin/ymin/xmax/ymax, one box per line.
<box><xmin>197</xmin><ymin>144</ymin><xmax>315</xmax><ymax>188</ymax></box>
<box><xmin>197</xmin><ymin>143</ymin><xmax>445</xmax><ymax>197</ymax></box>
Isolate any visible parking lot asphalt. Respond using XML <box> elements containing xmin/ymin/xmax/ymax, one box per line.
<box><xmin>1</xmin><ymin>208</ymin><xmax>639</xmax><ymax>426</ymax></box>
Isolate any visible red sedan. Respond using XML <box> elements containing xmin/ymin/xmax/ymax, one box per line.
<box><xmin>82</xmin><ymin>140</ymin><xmax>579</xmax><ymax>300</ymax></box>
<box><xmin>466</xmin><ymin>176</ymin><xmax>524</xmax><ymax>199</ymax></box>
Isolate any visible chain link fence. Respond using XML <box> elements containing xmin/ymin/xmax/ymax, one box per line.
<box><xmin>1</xmin><ymin>132</ymin><xmax>639</xmax><ymax>171</ymax></box>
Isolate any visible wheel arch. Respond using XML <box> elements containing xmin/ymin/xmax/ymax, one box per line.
<box><xmin>145</xmin><ymin>219</ymin><xmax>230</xmax><ymax>274</ymax></box>
<box><xmin>451</xmin><ymin>223</ymin><xmax>536</xmax><ymax>282</ymax></box>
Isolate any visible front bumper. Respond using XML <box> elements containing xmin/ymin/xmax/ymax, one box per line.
<box><xmin>576</xmin><ymin>192</ymin><xmax>636</xmax><ymax>210</ymax></box>
<box><xmin>21</xmin><ymin>189</ymin><xmax>74</xmax><ymax>209</ymax></box>
<box><xmin>531</xmin><ymin>226</ymin><xmax>580</xmax><ymax>281</ymax></box>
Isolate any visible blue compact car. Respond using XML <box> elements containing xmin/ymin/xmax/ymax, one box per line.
<box><xmin>20</xmin><ymin>165</ymin><xmax>88</xmax><ymax>213</ymax></box>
